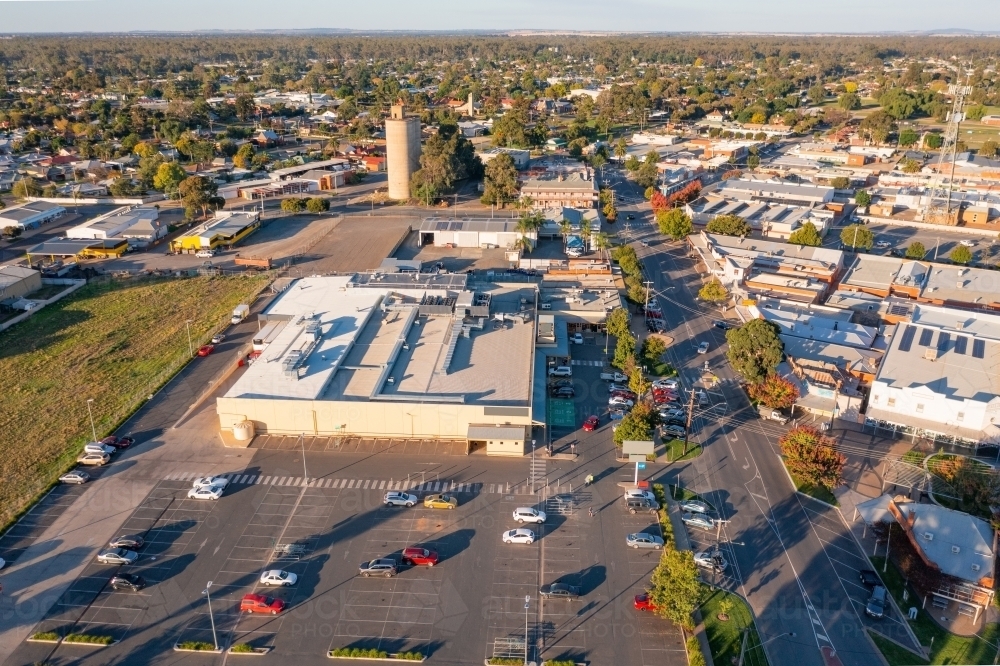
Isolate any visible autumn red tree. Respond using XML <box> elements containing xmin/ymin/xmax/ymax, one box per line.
<box><xmin>748</xmin><ymin>373</ymin><xmax>800</xmax><ymax>410</ymax></box>
<box><xmin>779</xmin><ymin>426</ymin><xmax>845</xmax><ymax>489</ymax></box>
<box><xmin>664</xmin><ymin>181</ymin><xmax>702</xmax><ymax>208</ymax></box>
<box><xmin>650</xmin><ymin>191</ymin><xmax>668</xmax><ymax>212</ymax></box>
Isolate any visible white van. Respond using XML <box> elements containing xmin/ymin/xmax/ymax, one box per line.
<box><xmin>195</xmin><ymin>250</ymin><xmax>215</xmax><ymax>258</ymax></box>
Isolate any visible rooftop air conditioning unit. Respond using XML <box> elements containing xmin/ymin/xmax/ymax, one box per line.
<box><xmin>972</xmin><ymin>564</ymin><xmax>982</xmax><ymax>572</ymax></box>
<box><xmin>922</xmin><ymin>532</ymin><xmax>934</xmax><ymax>541</ymax></box>
<box><xmin>924</xmin><ymin>349</ymin><xmax>938</xmax><ymax>361</ymax></box>
<box><xmin>952</xmin><ymin>545</ymin><xmax>961</xmax><ymax>554</ymax></box>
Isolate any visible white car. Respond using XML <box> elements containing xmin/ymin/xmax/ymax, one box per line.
<box><xmin>624</xmin><ymin>489</ymin><xmax>656</xmax><ymax>503</ymax></box>
<box><xmin>97</xmin><ymin>548</ymin><xmax>138</xmax><ymax>565</ymax></box>
<box><xmin>502</xmin><ymin>528</ymin><xmax>536</xmax><ymax>544</ymax></box>
<box><xmin>697</xmin><ymin>342</ymin><xmax>710</xmax><ymax>355</ymax></box>
<box><xmin>84</xmin><ymin>442</ymin><xmax>116</xmax><ymax>456</ymax></box>
<box><xmin>570</xmin><ymin>332</ymin><xmax>584</xmax><ymax>344</ymax></box>
<box><xmin>187</xmin><ymin>485</ymin><xmax>225</xmax><ymax>500</ymax></box>
<box><xmin>383</xmin><ymin>491</ymin><xmax>418</xmax><ymax>507</ymax></box>
<box><xmin>76</xmin><ymin>452</ymin><xmax>109</xmax><ymax>466</ymax></box>
<box><xmin>192</xmin><ymin>476</ymin><xmax>230</xmax><ymax>490</ymax></box>
<box><xmin>59</xmin><ymin>470</ymin><xmax>90</xmax><ymax>485</ymax></box>
<box><xmin>195</xmin><ymin>250</ymin><xmax>215</xmax><ymax>258</ymax></box>
<box><xmin>679</xmin><ymin>500</ymin><xmax>712</xmax><ymax>515</ymax></box>
<box><xmin>694</xmin><ymin>550</ymin><xmax>728</xmax><ymax>572</ymax></box>
<box><xmin>653</xmin><ymin>378</ymin><xmax>680</xmax><ymax>390</ymax></box>
<box><xmin>259</xmin><ymin>569</ymin><xmax>298</xmax><ymax>586</ymax></box>
<box><xmin>960</xmin><ymin>239</ymin><xmax>977</xmax><ymax>247</ymax></box>
<box><xmin>211</xmin><ymin>333</ymin><xmax>226</xmax><ymax>344</ymax></box>
<box><xmin>512</xmin><ymin>507</ymin><xmax>547</xmax><ymax>524</ymax></box>
<box><xmin>875</xmin><ymin>240</ymin><xmax>891</xmax><ymax>248</ymax></box>
<box><xmin>609</xmin><ymin>396</ymin><xmax>634</xmax><ymax>408</ymax></box>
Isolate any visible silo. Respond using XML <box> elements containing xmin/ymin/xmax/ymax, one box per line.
<box><xmin>386</xmin><ymin>104</ymin><xmax>422</xmax><ymax>200</ymax></box>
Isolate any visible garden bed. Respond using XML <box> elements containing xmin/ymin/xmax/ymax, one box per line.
<box><xmin>701</xmin><ymin>589</ymin><xmax>768</xmax><ymax>666</ymax></box>
<box><xmin>61</xmin><ymin>633</ymin><xmax>115</xmax><ymax>646</ymax></box>
<box><xmin>229</xmin><ymin>643</ymin><xmax>272</xmax><ymax>655</ymax></box>
<box><xmin>174</xmin><ymin>640</ymin><xmax>223</xmax><ymax>653</ymax></box>
<box><xmin>329</xmin><ymin>647</ymin><xmax>425</xmax><ymax>661</ymax></box>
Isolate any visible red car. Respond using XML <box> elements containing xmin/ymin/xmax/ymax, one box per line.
<box><xmin>634</xmin><ymin>593</ymin><xmax>659</xmax><ymax>612</ymax></box>
<box><xmin>197</xmin><ymin>344</ymin><xmax>215</xmax><ymax>357</ymax></box>
<box><xmin>401</xmin><ymin>547</ymin><xmax>439</xmax><ymax>566</ymax></box>
<box><xmin>101</xmin><ymin>435</ymin><xmax>134</xmax><ymax>449</ymax></box>
<box><xmin>240</xmin><ymin>593</ymin><xmax>285</xmax><ymax>615</ymax></box>
<box><xmin>583</xmin><ymin>415</ymin><xmax>600</xmax><ymax>432</ymax></box>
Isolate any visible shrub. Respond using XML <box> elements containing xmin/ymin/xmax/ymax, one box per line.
<box><xmin>396</xmin><ymin>652</ymin><xmax>424</xmax><ymax>661</ymax></box>
<box><xmin>30</xmin><ymin>632</ymin><xmax>60</xmax><ymax>641</ymax></box>
<box><xmin>545</xmin><ymin>661</ymin><xmax>578</xmax><ymax>666</ymax></box>
<box><xmin>686</xmin><ymin>636</ymin><xmax>707</xmax><ymax>666</ymax></box>
<box><xmin>64</xmin><ymin>634</ymin><xmax>114</xmax><ymax>645</ymax></box>
<box><xmin>230</xmin><ymin>643</ymin><xmax>254</xmax><ymax>653</ymax></box>
<box><xmin>487</xmin><ymin>659</ymin><xmax>523</xmax><ymax>666</ymax></box>
<box><xmin>330</xmin><ymin>647</ymin><xmax>389</xmax><ymax>658</ymax></box>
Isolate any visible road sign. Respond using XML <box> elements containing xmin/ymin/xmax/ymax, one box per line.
<box><xmin>637</xmin><ymin>462</ymin><xmax>646</xmax><ymax>470</ymax></box>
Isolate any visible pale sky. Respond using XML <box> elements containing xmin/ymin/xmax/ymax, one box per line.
<box><xmin>0</xmin><ymin>0</ymin><xmax>997</xmax><ymax>34</ymax></box>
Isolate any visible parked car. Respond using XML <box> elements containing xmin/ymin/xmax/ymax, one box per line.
<box><xmin>662</xmin><ymin>419</ymin><xmax>686</xmax><ymax>429</ymax></box>
<box><xmin>512</xmin><ymin>507</ymin><xmax>547</xmax><ymax>524</ymax></box>
<box><xmin>662</xmin><ymin>425</ymin><xmax>686</xmax><ymax>438</ymax></box>
<box><xmin>694</xmin><ymin>550</ymin><xmax>728</xmax><ymax>572</ymax></box>
<box><xmin>97</xmin><ymin>548</ymin><xmax>138</xmax><ymax>565</ymax></box>
<box><xmin>211</xmin><ymin>333</ymin><xmax>226</xmax><ymax>344</ymax></box>
<box><xmin>84</xmin><ymin>442</ymin><xmax>116</xmax><ymax>456</ymax></box>
<box><xmin>550</xmin><ymin>387</ymin><xmax>576</xmax><ymax>399</ymax></box>
<box><xmin>550</xmin><ymin>379</ymin><xmax>573</xmax><ymax>389</ymax></box>
<box><xmin>633</xmin><ymin>593</ymin><xmax>658</xmax><ymax>611</ymax></box>
<box><xmin>187</xmin><ymin>485</ymin><xmax>225</xmax><ymax>500</ymax></box>
<box><xmin>865</xmin><ymin>585</ymin><xmax>888</xmax><ymax>618</ymax></box>
<box><xmin>697</xmin><ymin>342</ymin><xmax>710</xmax><ymax>354</ymax></box>
<box><xmin>859</xmin><ymin>569</ymin><xmax>881</xmax><ymax>589</ymax></box>
<box><xmin>192</xmin><ymin>476</ymin><xmax>230</xmax><ymax>490</ymax></box>
<box><xmin>423</xmin><ymin>493</ymin><xmax>458</xmax><ymax>510</ymax></box>
<box><xmin>681</xmin><ymin>512</ymin><xmax>715</xmax><ymax>531</ymax></box>
<box><xmin>548</xmin><ymin>366</ymin><xmax>572</xmax><ymax>377</ymax></box>
<box><xmin>76</xmin><ymin>452</ymin><xmax>109</xmax><ymax>466</ymax></box>
<box><xmin>653</xmin><ymin>395</ymin><xmax>680</xmax><ymax>406</ymax></box>
<box><xmin>582</xmin><ymin>415</ymin><xmax>600</xmax><ymax>431</ymax></box>
<box><xmin>59</xmin><ymin>470</ymin><xmax>90</xmax><ymax>484</ymax></box>
<box><xmin>607</xmin><ymin>383</ymin><xmax>630</xmax><ymax>393</ymax></box>
<box><xmin>609</xmin><ymin>408</ymin><xmax>627</xmax><ymax>421</ymax></box>
<box><xmin>503</xmin><ymin>528</ymin><xmax>536</xmax><ymax>544</ymax></box>
<box><xmin>109</xmin><ymin>535</ymin><xmax>144</xmax><ymax>549</ymax></box>
<box><xmin>659</xmin><ymin>409</ymin><xmax>686</xmax><ymax>421</ymax></box>
<box><xmin>401</xmin><ymin>547</ymin><xmax>439</xmax><ymax>566</ymax></box>
<box><xmin>260</xmin><ymin>570</ymin><xmax>298</xmax><ymax>586</ymax></box>
<box><xmin>359</xmin><ymin>558</ymin><xmax>398</xmax><ymax>577</ymax></box>
<box><xmin>383</xmin><ymin>491</ymin><xmax>418</xmax><ymax>507</ymax></box>
<box><xmin>624</xmin><ymin>489</ymin><xmax>656</xmax><ymax>502</ymax></box>
<box><xmin>875</xmin><ymin>240</ymin><xmax>891</xmax><ymax>248</ymax></box>
<box><xmin>600</xmin><ymin>371</ymin><xmax>627</xmax><ymax>383</ymax></box>
<box><xmin>961</xmin><ymin>239</ymin><xmax>977</xmax><ymax>247</ymax></box>
<box><xmin>195</xmin><ymin>250</ymin><xmax>216</xmax><ymax>258</ymax></box>
<box><xmin>652</xmin><ymin>378</ymin><xmax>680</xmax><ymax>390</ymax></box>
<box><xmin>609</xmin><ymin>396</ymin><xmax>634</xmax><ymax>408</ymax></box>
<box><xmin>611</xmin><ymin>389</ymin><xmax>637</xmax><ymax>400</ymax></box>
<box><xmin>624</xmin><ymin>497</ymin><xmax>659</xmax><ymax>514</ymax></box>
<box><xmin>539</xmin><ymin>583</ymin><xmax>581</xmax><ymax>599</ymax></box>
<box><xmin>101</xmin><ymin>435</ymin><xmax>134</xmax><ymax>449</ymax></box>
<box><xmin>197</xmin><ymin>344</ymin><xmax>215</xmax><ymax>357</ymax></box>
<box><xmin>679</xmin><ymin>500</ymin><xmax>712</xmax><ymax>515</ymax></box>
<box><xmin>110</xmin><ymin>573</ymin><xmax>146</xmax><ymax>592</ymax></box>
<box><xmin>570</xmin><ymin>332</ymin><xmax>584</xmax><ymax>344</ymax></box>
<box><xmin>626</xmin><ymin>214</ymin><xmax>635</xmax><ymax>220</ymax></box>
<box><xmin>240</xmin><ymin>593</ymin><xmax>286</xmax><ymax>614</ymax></box>
<box><xmin>626</xmin><ymin>533</ymin><xmax>664</xmax><ymax>549</ymax></box>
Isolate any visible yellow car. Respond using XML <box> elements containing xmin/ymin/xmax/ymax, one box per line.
<box><xmin>423</xmin><ymin>494</ymin><xmax>458</xmax><ymax>510</ymax></box>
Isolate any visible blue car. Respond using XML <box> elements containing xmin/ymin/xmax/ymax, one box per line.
<box><xmin>609</xmin><ymin>408</ymin><xmax>627</xmax><ymax>421</ymax></box>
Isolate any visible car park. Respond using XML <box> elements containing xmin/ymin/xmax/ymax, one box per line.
<box><xmin>502</xmin><ymin>528</ymin><xmax>536</xmax><ymax>544</ymax></box>
<box><xmin>84</xmin><ymin>442</ymin><xmax>116</xmax><ymax>456</ymax></box>
<box><xmin>679</xmin><ymin>500</ymin><xmax>712</xmax><ymax>515</ymax></box>
<box><xmin>865</xmin><ymin>585</ymin><xmax>888</xmax><ymax>618</ymax></box>
<box><xmin>109</xmin><ymin>535</ymin><xmax>144</xmax><ymax>549</ymax></box>
<box><xmin>583</xmin><ymin>415</ymin><xmax>600</xmax><ymax>431</ymax></box>
<box><xmin>662</xmin><ymin>425</ymin><xmax>686</xmax><ymax>438</ymax></box>
<box><xmin>697</xmin><ymin>342</ymin><xmax>710</xmax><ymax>354</ymax></box>
<box><xmin>624</xmin><ymin>497</ymin><xmax>659</xmax><ymax>514</ymax></box>
<box><xmin>624</xmin><ymin>489</ymin><xmax>656</xmax><ymax>502</ymax></box>
<box><xmin>197</xmin><ymin>344</ymin><xmax>215</xmax><ymax>357</ymax></box>
<box><xmin>570</xmin><ymin>332</ymin><xmax>584</xmax><ymax>344</ymax></box>
<box><xmin>694</xmin><ymin>550</ymin><xmax>728</xmax><ymax>572</ymax></box>
<box><xmin>513</xmin><ymin>507</ymin><xmax>547</xmax><ymax>524</ymax></box>
<box><xmin>653</xmin><ymin>378</ymin><xmax>679</xmax><ymax>390</ymax></box>
<box><xmin>540</xmin><ymin>583</ymin><xmax>581</xmax><ymax>599</ymax></box>
<box><xmin>681</xmin><ymin>512</ymin><xmax>715</xmax><ymax>531</ymax></box>
<box><xmin>76</xmin><ymin>452</ymin><xmax>109</xmax><ymax>466</ymax></box>
<box><xmin>260</xmin><ymin>569</ymin><xmax>298</xmax><ymax>586</ymax></box>
<box><xmin>187</xmin><ymin>485</ymin><xmax>225</xmax><ymax>500</ymax></box>
<box><xmin>424</xmin><ymin>493</ymin><xmax>458</xmax><ymax>509</ymax></box>
<box><xmin>401</xmin><ymin>547</ymin><xmax>439</xmax><ymax>566</ymax></box>
<box><xmin>59</xmin><ymin>470</ymin><xmax>90</xmax><ymax>484</ymax></box>
<box><xmin>383</xmin><ymin>491</ymin><xmax>418</xmax><ymax>507</ymax></box>
<box><xmin>192</xmin><ymin>476</ymin><xmax>230</xmax><ymax>490</ymax></box>
<box><xmin>101</xmin><ymin>435</ymin><xmax>134</xmax><ymax>449</ymax></box>
<box><xmin>97</xmin><ymin>548</ymin><xmax>138</xmax><ymax>565</ymax></box>
<box><xmin>859</xmin><ymin>569</ymin><xmax>881</xmax><ymax>589</ymax></box>
<box><xmin>110</xmin><ymin>573</ymin><xmax>146</xmax><ymax>592</ymax></box>
<box><xmin>633</xmin><ymin>593</ymin><xmax>658</xmax><ymax>611</ymax></box>
<box><xmin>211</xmin><ymin>333</ymin><xmax>226</xmax><ymax>344</ymax></box>
<box><xmin>359</xmin><ymin>558</ymin><xmax>398</xmax><ymax>577</ymax></box>
<box><xmin>240</xmin><ymin>593</ymin><xmax>286</xmax><ymax>614</ymax></box>
<box><xmin>626</xmin><ymin>533</ymin><xmax>664</xmax><ymax>549</ymax></box>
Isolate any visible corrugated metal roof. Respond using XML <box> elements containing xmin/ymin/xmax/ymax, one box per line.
<box><xmin>467</xmin><ymin>425</ymin><xmax>526</xmax><ymax>440</ymax></box>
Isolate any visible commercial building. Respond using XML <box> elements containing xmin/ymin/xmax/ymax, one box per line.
<box><xmin>685</xmin><ymin>194</ymin><xmax>835</xmax><ymax>238</ymax></box>
<box><xmin>520</xmin><ymin>172</ymin><xmax>599</xmax><ymax>209</ymax></box>
<box><xmin>0</xmin><ymin>201</ymin><xmax>66</xmax><ymax>231</ymax></box>
<box><xmin>0</xmin><ymin>265</ymin><xmax>41</xmax><ymax>301</ymax></box>
<box><xmin>268</xmin><ymin>158</ymin><xmax>351</xmax><ymax>182</ymax></box>
<box><xmin>713</xmin><ymin>178</ymin><xmax>835</xmax><ymax>206</ymax></box>
<box><xmin>169</xmin><ymin>211</ymin><xmax>261</xmax><ymax>253</ymax></box>
<box><xmin>216</xmin><ymin>274</ymin><xmax>540</xmax><ymax>455</ymax></box>
<box><xmin>386</xmin><ymin>104</ymin><xmax>422</xmax><ymax>200</ymax></box>
<box><xmin>479</xmin><ymin>147</ymin><xmax>531</xmax><ymax>170</ymax></box>
<box><xmin>66</xmin><ymin>206</ymin><xmax>160</xmax><ymax>241</ymax></box>
<box><xmin>417</xmin><ymin>217</ymin><xmax>536</xmax><ymax>250</ymax></box>
<box><xmin>867</xmin><ymin>304</ymin><xmax>1000</xmax><ymax>445</ymax></box>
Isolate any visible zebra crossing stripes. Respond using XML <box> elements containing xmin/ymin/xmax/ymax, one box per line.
<box><xmin>569</xmin><ymin>359</ymin><xmax>603</xmax><ymax>366</ymax></box>
<box><xmin>162</xmin><ymin>471</ymin><xmax>543</xmax><ymax>494</ymax></box>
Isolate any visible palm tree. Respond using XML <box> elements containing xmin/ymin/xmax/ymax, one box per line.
<box><xmin>513</xmin><ymin>235</ymin><xmax>533</xmax><ymax>255</ymax></box>
<box><xmin>594</xmin><ymin>232</ymin><xmax>611</xmax><ymax>261</ymax></box>
<box><xmin>559</xmin><ymin>219</ymin><xmax>572</xmax><ymax>248</ymax></box>
<box><xmin>614</xmin><ymin>137</ymin><xmax>628</xmax><ymax>163</ymax></box>
<box><xmin>580</xmin><ymin>219</ymin><xmax>592</xmax><ymax>251</ymax></box>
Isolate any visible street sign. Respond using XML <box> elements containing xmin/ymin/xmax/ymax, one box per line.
<box><xmin>628</xmin><ymin>453</ymin><xmax>647</xmax><ymax>462</ymax></box>
<box><xmin>637</xmin><ymin>462</ymin><xmax>646</xmax><ymax>470</ymax></box>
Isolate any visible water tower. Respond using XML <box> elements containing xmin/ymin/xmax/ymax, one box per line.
<box><xmin>386</xmin><ymin>104</ymin><xmax>421</xmax><ymax>200</ymax></box>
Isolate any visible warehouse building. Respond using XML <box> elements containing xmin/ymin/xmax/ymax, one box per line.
<box><xmin>418</xmin><ymin>217</ymin><xmax>537</xmax><ymax>250</ymax></box>
<box><xmin>0</xmin><ymin>201</ymin><xmax>66</xmax><ymax>231</ymax></box>
<box><xmin>0</xmin><ymin>265</ymin><xmax>41</xmax><ymax>300</ymax></box>
<box><xmin>67</xmin><ymin>206</ymin><xmax>160</xmax><ymax>241</ymax></box>
<box><xmin>169</xmin><ymin>211</ymin><xmax>261</xmax><ymax>253</ymax></box>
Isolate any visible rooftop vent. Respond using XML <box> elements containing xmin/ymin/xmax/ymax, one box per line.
<box><xmin>957</xmin><ymin>281</ymin><xmax>965</xmax><ymax>289</ymax></box>
<box><xmin>387</xmin><ymin>377</ymin><xmax>395</xmax><ymax>384</ymax></box>
<box><xmin>922</xmin><ymin>532</ymin><xmax>934</xmax><ymax>541</ymax></box>
<box><xmin>924</xmin><ymin>349</ymin><xmax>938</xmax><ymax>361</ymax></box>
<box><xmin>952</xmin><ymin>545</ymin><xmax>961</xmax><ymax>554</ymax></box>
<box><xmin>972</xmin><ymin>564</ymin><xmax>982</xmax><ymax>572</ymax></box>
<box><xmin>957</xmin><ymin>322</ymin><xmax>964</xmax><ymax>330</ymax></box>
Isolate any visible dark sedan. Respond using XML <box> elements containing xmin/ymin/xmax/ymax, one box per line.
<box><xmin>539</xmin><ymin>582</ymin><xmax>581</xmax><ymax>599</ymax></box>
<box><xmin>110</xmin><ymin>573</ymin><xmax>146</xmax><ymax>592</ymax></box>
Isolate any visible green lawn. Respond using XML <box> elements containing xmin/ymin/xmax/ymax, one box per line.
<box><xmin>869</xmin><ymin>632</ymin><xmax>928</xmax><ymax>666</ymax></box>
<box><xmin>789</xmin><ymin>471</ymin><xmax>839</xmax><ymax>506</ymax></box>
<box><xmin>901</xmin><ymin>449</ymin><xmax>926</xmax><ymax>466</ymax></box>
<box><xmin>665</xmin><ymin>438</ymin><xmax>702</xmax><ymax>462</ymax></box>
<box><xmin>871</xmin><ymin>556</ymin><xmax>1000</xmax><ymax>665</ymax></box>
<box><xmin>701</xmin><ymin>589</ymin><xmax>769</xmax><ymax>666</ymax></box>
<box><xmin>0</xmin><ymin>274</ymin><xmax>269</xmax><ymax>533</ymax></box>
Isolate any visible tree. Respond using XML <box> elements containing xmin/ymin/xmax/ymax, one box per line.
<box><xmin>858</xmin><ymin>109</ymin><xmax>896</xmax><ymax>145</ymax></box>
<box><xmin>657</xmin><ymin>208</ymin><xmax>692</xmax><ymax>241</ymax></box>
<box><xmin>748</xmin><ymin>373</ymin><xmax>800</xmax><ymax>410</ymax></box>
<box><xmin>807</xmin><ymin>84</ymin><xmax>827</xmax><ymax>106</ymax></box>
<box><xmin>12</xmin><ymin>178</ymin><xmax>41</xmax><ymax>198</ymax></box>
<box><xmin>951</xmin><ymin>245</ymin><xmax>974</xmax><ymax>266</ymax></box>
<box><xmin>747</xmin><ymin>154</ymin><xmax>760</xmax><ymax>172</ymax></box>
<box><xmin>153</xmin><ymin>162</ymin><xmax>186</xmax><ymax>193</ymax></box>
<box><xmin>899</xmin><ymin>158</ymin><xmax>921</xmax><ymax>174</ymax></box>
<box><xmin>491</xmin><ymin>99</ymin><xmax>530</xmax><ymax>148</ymax></box>
<box><xmin>178</xmin><ymin>176</ymin><xmax>220</xmax><ymax>218</ymax></box>
<box><xmin>613</xmin><ymin>401</ymin><xmax>657</xmax><ymax>446</ymax></box>
<box><xmin>779</xmin><ymin>426</ymin><xmax>845</xmax><ymax>489</ymax></box>
<box><xmin>898</xmin><ymin>128</ymin><xmax>919</xmax><ymax>148</ymax></box>
<box><xmin>830</xmin><ymin>176</ymin><xmax>850</xmax><ymax>190</ymax></box>
<box><xmin>628</xmin><ymin>365</ymin><xmax>651</xmax><ymax>399</ymax></box>
<box><xmin>905</xmin><ymin>242</ymin><xmax>926</xmax><ymax>259</ymax></box>
<box><xmin>234</xmin><ymin>94</ymin><xmax>256</xmax><ymax>121</ymax></box>
<box><xmin>837</xmin><ymin>93</ymin><xmax>860</xmax><ymax>111</ymax></box>
<box><xmin>306</xmin><ymin>197</ymin><xmax>330</xmax><ymax>214</ymax></box>
<box><xmin>854</xmin><ymin>190</ymin><xmax>872</xmax><ymax>208</ymax></box>
<box><xmin>613</xmin><ymin>330</ymin><xmax>637</xmax><ymax>371</ymax></box>
<box><xmin>605</xmin><ymin>307</ymin><xmax>630</xmax><ymax>340</ymax></box>
<box><xmin>108</xmin><ymin>176</ymin><xmax>136</xmax><ymax>197</ymax></box>
<box><xmin>650</xmin><ymin>191</ymin><xmax>668</xmax><ymax>212</ymax></box>
<box><xmin>787</xmin><ymin>221</ymin><xmax>823</xmax><ymax>247</ymax></box>
<box><xmin>924</xmin><ymin>133</ymin><xmax>943</xmax><ymax>150</ymax></box>
<box><xmin>840</xmin><ymin>223</ymin><xmax>874</xmax><ymax>251</ymax></box>
<box><xmin>233</xmin><ymin>143</ymin><xmax>255</xmax><ymax>169</ymax></box>
<box><xmin>981</xmin><ymin>140</ymin><xmax>999</xmax><ymax>159</ymax></box>
<box><xmin>649</xmin><ymin>548</ymin><xmax>704</xmax><ymax>631</ymax></box>
<box><xmin>698</xmin><ymin>278</ymin><xmax>729</xmax><ymax>304</ymax></box>
<box><xmin>706</xmin><ymin>214</ymin><xmax>751</xmax><ymax>237</ymax></box>
<box><xmin>481</xmin><ymin>153</ymin><xmax>518</xmax><ymax>207</ymax></box>
<box><xmin>725</xmin><ymin>318</ymin><xmax>783</xmax><ymax>383</ymax></box>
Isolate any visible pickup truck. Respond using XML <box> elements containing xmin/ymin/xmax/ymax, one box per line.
<box><xmin>758</xmin><ymin>407</ymin><xmax>790</xmax><ymax>425</ymax></box>
<box><xmin>600</xmin><ymin>371</ymin><xmax>627</xmax><ymax>383</ymax></box>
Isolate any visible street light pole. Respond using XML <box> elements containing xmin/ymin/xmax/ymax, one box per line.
<box><xmin>203</xmin><ymin>581</ymin><xmax>218</xmax><ymax>650</ymax></box>
<box><xmin>300</xmin><ymin>433</ymin><xmax>308</xmax><ymax>484</ymax></box>
<box><xmin>523</xmin><ymin>595</ymin><xmax>530</xmax><ymax>666</ymax></box>
<box><xmin>86</xmin><ymin>398</ymin><xmax>97</xmax><ymax>442</ymax></box>
<box><xmin>185</xmin><ymin>319</ymin><xmax>193</xmax><ymax>357</ymax></box>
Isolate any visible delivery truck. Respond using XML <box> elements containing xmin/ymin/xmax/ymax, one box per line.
<box><xmin>231</xmin><ymin>304</ymin><xmax>250</xmax><ymax>324</ymax></box>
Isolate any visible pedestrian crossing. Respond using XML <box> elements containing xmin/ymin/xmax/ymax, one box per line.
<box><xmin>162</xmin><ymin>471</ymin><xmax>542</xmax><ymax>495</ymax></box>
<box><xmin>570</xmin><ymin>359</ymin><xmax>603</xmax><ymax>366</ymax></box>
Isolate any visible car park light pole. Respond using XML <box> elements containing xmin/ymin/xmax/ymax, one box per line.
<box><xmin>524</xmin><ymin>595</ymin><xmax>530</xmax><ymax>666</ymax></box>
<box><xmin>185</xmin><ymin>319</ymin><xmax>193</xmax><ymax>357</ymax></box>
<box><xmin>202</xmin><ymin>581</ymin><xmax>218</xmax><ymax>650</ymax></box>
<box><xmin>86</xmin><ymin>398</ymin><xmax>97</xmax><ymax>442</ymax></box>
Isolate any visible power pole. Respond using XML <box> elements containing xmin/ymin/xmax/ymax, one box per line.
<box><xmin>683</xmin><ymin>387</ymin><xmax>696</xmax><ymax>456</ymax></box>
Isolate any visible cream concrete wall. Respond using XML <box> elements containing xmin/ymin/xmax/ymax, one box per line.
<box><xmin>486</xmin><ymin>439</ymin><xmax>526</xmax><ymax>456</ymax></box>
<box><xmin>217</xmin><ymin>397</ymin><xmax>533</xmax><ymax>439</ymax></box>
<box><xmin>386</xmin><ymin>116</ymin><xmax>421</xmax><ymax>200</ymax></box>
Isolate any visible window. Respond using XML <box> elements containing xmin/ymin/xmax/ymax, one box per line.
<box><xmin>916</xmin><ymin>404</ymin><xmax>924</xmax><ymax>414</ymax></box>
<box><xmin>957</xmin><ymin>412</ymin><xmax>965</xmax><ymax>422</ymax></box>
<box><xmin>887</xmin><ymin>397</ymin><xmax>896</xmax><ymax>407</ymax></box>
<box><xmin>871</xmin><ymin>395</ymin><xmax>879</xmax><ymax>405</ymax></box>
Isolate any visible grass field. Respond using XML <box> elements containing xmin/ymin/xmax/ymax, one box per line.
<box><xmin>0</xmin><ymin>274</ymin><xmax>269</xmax><ymax>532</ymax></box>
<box><xmin>870</xmin><ymin>556</ymin><xmax>1000</xmax><ymax>665</ymax></box>
<box><xmin>701</xmin><ymin>589</ymin><xmax>769</xmax><ymax>666</ymax></box>
<box><xmin>665</xmin><ymin>438</ymin><xmax>702</xmax><ymax>462</ymax></box>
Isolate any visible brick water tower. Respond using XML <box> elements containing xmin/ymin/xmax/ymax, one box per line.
<box><xmin>386</xmin><ymin>104</ymin><xmax>421</xmax><ymax>200</ymax></box>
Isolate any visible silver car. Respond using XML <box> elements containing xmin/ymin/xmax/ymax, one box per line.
<box><xmin>679</xmin><ymin>500</ymin><xmax>712</xmax><ymax>514</ymax></box>
<box><xmin>59</xmin><ymin>470</ymin><xmax>90</xmax><ymax>484</ymax></box>
<box><xmin>512</xmin><ymin>507</ymin><xmax>547</xmax><ymax>524</ymax></box>
<box><xmin>626</xmin><ymin>533</ymin><xmax>664</xmax><ymax>550</ymax></box>
<box><xmin>97</xmin><ymin>548</ymin><xmax>138</xmax><ymax>565</ymax></box>
<box><xmin>681</xmin><ymin>512</ymin><xmax>715</xmax><ymax>531</ymax></box>
<box><xmin>383</xmin><ymin>491</ymin><xmax>418</xmax><ymax>507</ymax></box>
<box><xmin>694</xmin><ymin>550</ymin><xmax>728</xmax><ymax>572</ymax></box>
